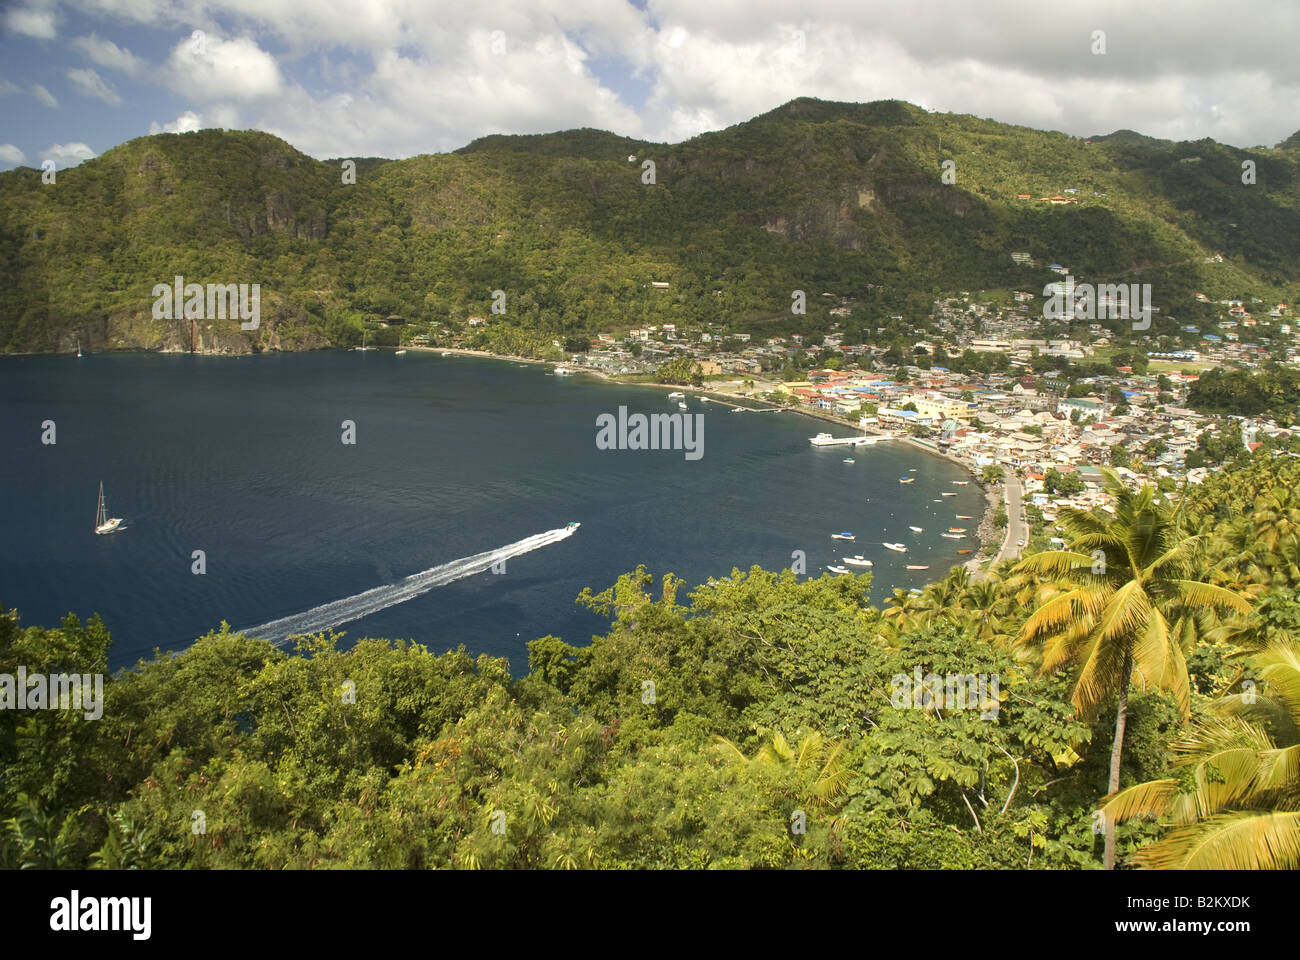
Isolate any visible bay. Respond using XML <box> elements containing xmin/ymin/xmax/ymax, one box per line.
<box><xmin>0</xmin><ymin>351</ymin><xmax>986</xmax><ymax>671</ymax></box>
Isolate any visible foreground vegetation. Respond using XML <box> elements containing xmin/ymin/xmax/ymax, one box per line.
<box><xmin>3</xmin><ymin>454</ymin><xmax>1299</xmax><ymax>869</ymax></box>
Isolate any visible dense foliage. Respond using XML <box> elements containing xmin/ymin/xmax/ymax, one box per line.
<box><xmin>4</xmin><ymin>452</ymin><xmax>1300</xmax><ymax>869</ymax></box>
<box><xmin>3</xmin><ymin>99</ymin><xmax>1298</xmax><ymax>355</ymax></box>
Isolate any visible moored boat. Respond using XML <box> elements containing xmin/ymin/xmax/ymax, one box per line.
<box><xmin>94</xmin><ymin>482</ymin><xmax>123</xmax><ymax>535</ymax></box>
<box><xmin>949</xmin><ymin>527</ymin><xmax>967</xmax><ymax>533</ymax></box>
<box><xmin>905</xmin><ymin>564</ymin><xmax>930</xmax><ymax>570</ymax></box>
<box><xmin>940</xmin><ymin>532</ymin><xmax>964</xmax><ymax>539</ymax></box>
<box><xmin>882</xmin><ymin>542</ymin><xmax>907</xmax><ymax>552</ymax></box>
<box><xmin>826</xmin><ymin>564</ymin><xmax>850</xmax><ymax>574</ymax></box>
<box><xmin>909</xmin><ymin>526</ymin><xmax>923</xmax><ymax>533</ymax></box>
<box><xmin>957</xmin><ymin>549</ymin><xmax>972</xmax><ymax>554</ymax></box>
<box><xmin>831</xmin><ymin>532</ymin><xmax>855</xmax><ymax>541</ymax></box>
<box><xmin>843</xmin><ymin>555</ymin><xmax>873</xmax><ymax>567</ymax></box>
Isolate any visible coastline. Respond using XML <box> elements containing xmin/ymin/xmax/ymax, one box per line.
<box><xmin>410</xmin><ymin>345</ymin><xmax>1001</xmax><ymax>578</ymax></box>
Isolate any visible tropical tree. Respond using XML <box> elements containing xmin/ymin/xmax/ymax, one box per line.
<box><xmin>1102</xmin><ymin>638</ymin><xmax>1300</xmax><ymax>868</ymax></box>
<box><xmin>1011</xmin><ymin>470</ymin><xmax>1252</xmax><ymax>868</ymax></box>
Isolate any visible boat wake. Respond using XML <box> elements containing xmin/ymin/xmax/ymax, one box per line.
<box><xmin>239</xmin><ymin>524</ymin><xmax>580</xmax><ymax>646</ymax></box>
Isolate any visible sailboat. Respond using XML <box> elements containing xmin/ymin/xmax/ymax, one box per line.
<box><xmin>355</xmin><ymin>329</ymin><xmax>373</xmax><ymax>352</ymax></box>
<box><xmin>94</xmin><ymin>482</ymin><xmax>123</xmax><ymax>535</ymax></box>
<box><xmin>76</xmin><ymin>338</ymin><xmax>82</xmax><ymax>358</ymax></box>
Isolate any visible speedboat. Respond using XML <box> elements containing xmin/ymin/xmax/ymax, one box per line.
<box><xmin>826</xmin><ymin>564</ymin><xmax>850</xmax><ymax>574</ymax></box>
<box><xmin>668</xmin><ymin>391</ymin><xmax>685</xmax><ymax>398</ymax></box>
<box><xmin>905</xmin><ymin>564</ymin><xmax>930</xmax><ymax>571</ymax></box>
<box><xmin>394</xmin><ymin>349</ymin><xmax>407</xmax><ymax>355</ymax></box>
<box><xmin>882</xmin><ymin>542</ymin><xmax>907</xmax><ymax>553</ymax></box>
<box><xmin>843</xmin><ymin>458</ymin><xmax>855</xmax><ymax>464</ymax></box>
<box><xmin>942</xmin><ymin>492</ymin><xmax>957</xmax><ymax>497</ymax></box>
<box><xmin>909</xmin><ymin>526</ymin><xmax>923</xmax><ymax>533</ymax></box>
<box><xmin>831</xmin><ymin>532</ymin><xmax>856</xmax><ymax>541</ymax></box>
<box><xmin>949</xmin><ymin>527</ymin><xmax>967</xmax><ymax>533</ymax></box>
<box><xmin>941</xmin><ymin>532</ymin><xmax>964</xmax><ymax>539</ymax></box>
<box><xmin>566</xmin><ymin>521</ymin><xmax>581</xmax><ymax>531</ymax></box>
<box><xmin>957</xmin><ymin>549</ymin><xmax>972</xmax><ymax>554</ymax></box>
<box><xmin>843</xmin><ymin>555</ymin><xmax>873</xmax><ymax>567</ymax></box>
<box><xmin>899</xmin><ymin>476</ymin><xmax>915</xmax><ymax>484</ymax></box>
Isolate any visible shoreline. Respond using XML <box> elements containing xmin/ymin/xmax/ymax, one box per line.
<box><xmin>45</xmin><ymin>342</ymin><xmax>1001</xmax><ymax>585</ymax></box>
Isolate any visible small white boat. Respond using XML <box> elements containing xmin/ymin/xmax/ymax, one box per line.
<box><xmin>94</xmin><ymin>482</ymin><xmax>123</xmax><ymax>535</ymax></box>
<box><xmin>668</xmin><ymin>391</ymin><xmax>685</xmax><ymax>398</ymax></box>
<box><xmin>941</xmin><ymin>532</ymin><xmax>964</xmax><ymax>539</ymax></box>
<box><xmin>942</xmin><ymin>492</ymin><xmax>957</xmax><ymax>497</ymax></box>
<box><xmin>441</xmin><ymin>352</ymin><xmax>451</xmax><ymax>356</ymax></box>
<box><xmin>956</xmin><ymin>514</ymin><xmax>975</xmax><ymax>520</ymax></box>
<box><xmin>899</xmin><ymin>476</ymin><xmax>915</xmax><ymax>484</ymax></box>
<box><xmin>843</xmin><ymin>458</ymin><xmax>855</xmax><ymax>464</ymax></box>
<box><xmin>905</xmin><ymin>564</ymin><xmax>930</xmax><ymax>571</ymax></box>
<box><xmin>883</xmin><ymin>542</ymin><xmax>907</xmax><ymax>553</ymax></box>
<box><xmin>554</xmin><ymin>367</ymin><xmax>573</xmax><ymax>376</ymax></box>
<box><xmin>831</xmin><ymin>532</ymin><xmax>856</xmax><ymax>541</ymax></box>
<box><xmin>826</xmin><ymin>564</ymin><xmax>850</xmax><ymax>574</ymax></box>
<box><xmin>953</xmin><ymin>480</ymin><xmax>969</xmax><ymax>485</ymax></box>
<box><xmin>395</xmin><ymin>349</ymin><xmax>407</xmax><ymax>356</ymax></box>
<box><xmin>909</xmin><ymin>526</ymin><xmax>923</xmax><ymax>533</ymax></box>
<box><xmin>730</xmin><ymin>407</ymin><xmax>743</xmax><ymax>413</ymax></box>
<box><xmin>843</xmin><ymin>555</ymin><xmax>873</xmax><ymax>567</ymax></box>
<box><xmin>678</xmin><ymin>401</ymin><xmax>688</xmax><ymax>411</ymax></box>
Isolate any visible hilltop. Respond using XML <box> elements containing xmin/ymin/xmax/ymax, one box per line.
<box><xmin>1</xmin><ymin>98</ymin><xmax>1297</xmax><ymax>355</ymax></box>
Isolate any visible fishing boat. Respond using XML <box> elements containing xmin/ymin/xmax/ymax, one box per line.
<box><xmin>882</xmin><ymin>542</ymin><xmax>907</xmax><ymax>553</ymax></box>
<box><xmin>905</xmin><ymin>564</ymin><xmax>930</xmax><ymax>571</ymax></box>
<box><xmin>957</xmin><ymin>549</ymin><xmax>972</xmax><ymax>555</ymax></box>
<box><xmin>831</xmin><ymin>532</ymin><xmax>856</xmax><ymax>541</ymax></box>
<box><xmin>909</xmin><ymin>526</ymin><xmax>923</xmax><ymax>533</ymax></box>
<box><xmin>949</xmin><ymin>527</ymin><xmax>967</xmax><ymax>533</ymax></box>
<box><xmin>843</xmin><ymin>555</ymin><xmax>873</xmax><ymax>567</ymax></box>
<box><xmin>940</xmin><ymin>532</ymin><xmax>964</xmax><ymax>539</ymax></box>
<box><xmin>826</xmin><ymin>564</ymin><xmax>850</xmax><ymax>574</ymax></box>
<box><xmin>93</xmin><ymin>482</ymin><xmax>122</xmax><ymax>535</ymax></box>
<box><xmin>899</xmin><ymin>476</ymin><xmax>915</xmax><ymax>484</ymax></box>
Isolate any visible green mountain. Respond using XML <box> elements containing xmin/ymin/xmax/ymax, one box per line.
<box><xmin>2</xmin><ymin>98</ymin><xmax>1297</xmax><ymax>355</ymax></box>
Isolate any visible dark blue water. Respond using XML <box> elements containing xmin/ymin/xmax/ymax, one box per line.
<box><xmin>0</xmin><ymin>352</ymin><xmax>985</xmax><ymax>671</ymax></box>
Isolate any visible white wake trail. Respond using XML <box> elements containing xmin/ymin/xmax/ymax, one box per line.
<box><xmin>240</xmin><ymin>524</ymin><xmax>580</xmax><ymax>646</ymax></box>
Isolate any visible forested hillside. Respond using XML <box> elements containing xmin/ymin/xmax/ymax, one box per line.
<box><xmin>2</xmin><ymin>98</ymin><xmax>1297</xmax><ymax>356</ymax></box>
<box><xmin>3</xmin><ymin>451</ymin><xmax>1298</xmax><ymax>869</ymax></box>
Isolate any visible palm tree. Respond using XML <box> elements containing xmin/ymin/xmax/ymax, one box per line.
<box><xmin>1102</xmin><ymin>638</ymin><xmax>1300</xmax><ymax>868</ymax></box>
<box><xmin>714</xmin><ymin>731</ymin><xmax>855</xmax><ymax>813</ymax></box>
<box><xmin>1012</xmin><ymin>470</ymin><xmax>1251</xmax><ymax>868</ymax></box>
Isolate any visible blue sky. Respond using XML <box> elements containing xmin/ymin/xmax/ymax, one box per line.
<box><xmin>2</xmin><ymin>0</ymin><xmax>1297</xmax><ymax>171</ymax></box>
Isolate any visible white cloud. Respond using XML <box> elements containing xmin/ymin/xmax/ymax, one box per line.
<box><xmin>0</xmin><ymin>79</ymin><xmax>20</xmax><ymax>96</ymax></box>
<box><xmin>4</xmin><ymin>4</ymin><xmax>56</xmax><ymax>39</ymax></box>
<box><xmin>0</xmin><ymin>144</ymin><xmax>26</xmax><ymax>164</ymax></box>
<box><xmin>163</xmin><ymin>33</ymin><xmax>284</xmax><ymax>102</ymax></box>
<box><xmin>71</xmin><ymin>33</ymin><xmax>144</xmax><ymax>75</ymax></box>
<box><xmin>67</xmin><ymin>67</ymin><xmax>121</xmax><ymax>105</ymax></box>
<box><xmin>149</xmin><ymin>110</ymin><xmax>203</xmax><ymax>134</ymax></box>
<box><xmin>31</xmin><ymin>83</ymin><xmax>58</xmax><ymax>108</ymax></box>
<box><xmin>40</xmin><ymin>142</ymin><xmax>96</xmax><ymax>168</ymax></box>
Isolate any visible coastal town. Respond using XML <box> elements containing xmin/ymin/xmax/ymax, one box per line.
<box><xmin>413</xmin><ymin>284</ymin><xmax>1296</xmax><ymax>570</ymax></box>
